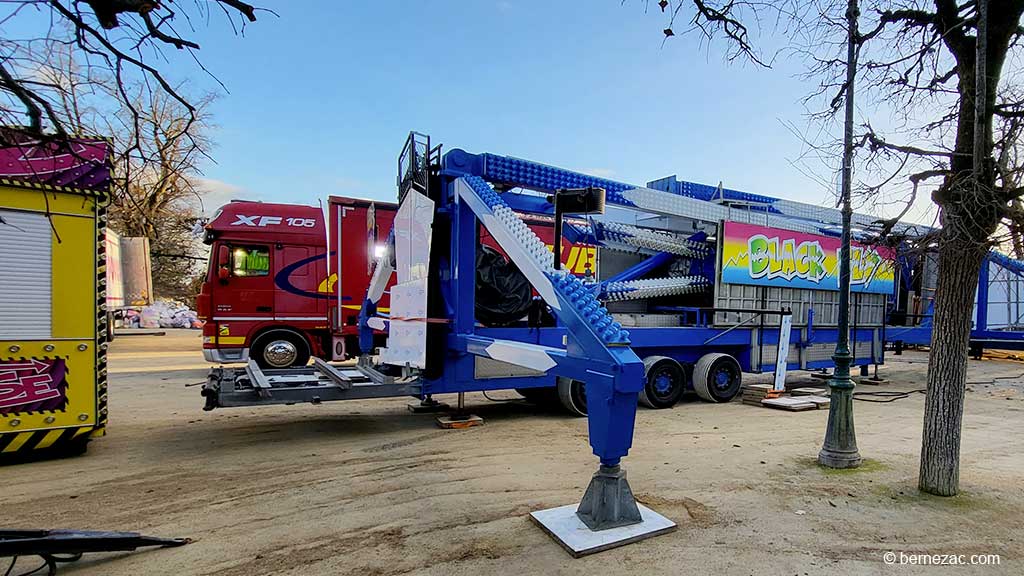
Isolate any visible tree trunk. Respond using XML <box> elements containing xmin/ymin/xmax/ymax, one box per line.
<box><xmin>918</xmin><ymin>240</ymin><xmax>987</xmax><ymax>496</ymax></box>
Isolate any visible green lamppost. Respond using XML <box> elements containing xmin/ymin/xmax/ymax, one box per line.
<box><xmin>819</xmin><ymin>0</ymin><xmax>863</xmax><ymax>469</ymax></box>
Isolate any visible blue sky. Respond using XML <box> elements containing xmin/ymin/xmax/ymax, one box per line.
<box><xmin>175</xmin><ymin>1</ymin><xmax>842</xmax><ymax>214</ymax></box>
<box><xmin>5</xmin><ymin>2</ymin><xmax>921</xmax><ymax>218</ymax></box>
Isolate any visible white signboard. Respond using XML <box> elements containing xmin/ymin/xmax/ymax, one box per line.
<box><xmin>380</xmin><ymin>190</ymin><xmax>434</xmax><ymax>369</ymax></box>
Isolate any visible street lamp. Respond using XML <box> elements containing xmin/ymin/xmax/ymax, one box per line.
<box><xmin>819</xmin><ymin>0</ymin><xmax>863</xmax><ymax>469</ymax></box>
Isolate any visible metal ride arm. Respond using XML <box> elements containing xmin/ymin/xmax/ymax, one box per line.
<box><xmin>470</xmin><ymin>151</ymin><xmax>929</xmax><ymax>238</ymax></box>
<box><xmin>357</xmin><ymin>136</ymin><xmax>651</xmax><ymax>530</ymax></box>
<box><xmin>0</xmin><ymin>529</ymin><xmax>188</xmax><ymax>574</ymax></box>
<box><xmin>451</xmin><ymin>150</ymin><xmax>827</xmax><ymax>234</ymax></box>
<box><xmin>453</xmin><ymin>176</ymin><xmax>644</xmax><ymax>467</ymax></box>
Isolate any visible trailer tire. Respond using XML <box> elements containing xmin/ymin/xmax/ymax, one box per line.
<box><xmin>251</xmin><ymin>330</ymin><xmax>310</xmax><ymax>369</ymax></box>
<box><xmin>639</xmin><ymin>356</ymin><xmax>686</xmax><ymax>409</ymax></box>
<box><xmin>693</xmin><ymin>353</ymin><xmax>742</xmax><ymax>402</ymax></box>
<box><xmin>557</xmin><ymin>377</ymin><xmax>587</xmax><ymax>417</ymax></box>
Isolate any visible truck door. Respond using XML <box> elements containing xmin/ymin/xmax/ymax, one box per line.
<box><xmin>221</xmin><ymin>243</ymin><xmax>274</xmax><ymax>318</ymax></box>
<box><xmin>274</xmin><ymin>245</ymin><xmax>321</xmax><ymax>317</ymax></box>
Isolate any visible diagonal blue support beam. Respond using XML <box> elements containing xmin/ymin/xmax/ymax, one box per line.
<box><xmin>604</xmin><ymin>251</ymin><xmax>676</xmax><ymax>284</ymax></box>
<box><xmin>455</xmin><ymin>175</ymin><xmax>644</xmax><ymax>466</ymax></box>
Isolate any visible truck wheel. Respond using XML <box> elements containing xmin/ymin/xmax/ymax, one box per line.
<box><xmin>639</xmin><ymin>356</ymin><xmax>686</xmax><ymax>409</ymax></box>
<box><xmin>557</xmin><ymin>377</ymin><xmax>587</xmax><ymax>417</ymax></box>
<box><xmin>252</xmin><ymin>330</ymin><xmax>310</xmax><ymax>369</ymax></box>
<box><xmin>693</xmin><ymin>353</ymin><xmax>742</xmax><ymax>402</ymax></box>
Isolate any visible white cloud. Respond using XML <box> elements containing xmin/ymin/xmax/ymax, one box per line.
<box><xmin>195</xmin><ymin>177</ymin><xmax>249</xmax><ymax>216</ymax></box>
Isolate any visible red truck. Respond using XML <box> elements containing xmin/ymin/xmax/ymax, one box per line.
<box><xmin>197</xmin><ymin>196</ymin><xmax>594</xmax><ymax>368</ymax></box>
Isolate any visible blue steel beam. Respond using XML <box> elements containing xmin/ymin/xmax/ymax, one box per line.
<box><xmin>442</xmin><ymin>149</ymin><xmax>830</xmax><ymax>235</ymax></box>
<box><xmin>987</xmin><ymin>250</ymin><xmax>1024</xmax><ymax>277</ymax></box>
<box><xmin>604</xmin><ymin>251</ymin><xmax>676</xmax><ymax>284</ymax></box>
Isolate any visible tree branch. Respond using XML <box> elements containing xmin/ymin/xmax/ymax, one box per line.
<box><xmin>859</xmin><ymin>130</ymin><xmax>953</xmax><ymax>158</ymax></box>
<box><xmin>141</xmin><ymin>11</ymin><xmax>200</xmax><ymax>50</ymax></box>
<box><xmin>0</xmin><ymin>61</ymin><xmax>43</xmax><ymax>132</ymax></box>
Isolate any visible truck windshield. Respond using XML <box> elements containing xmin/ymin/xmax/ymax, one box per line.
<box><xmin>231</xmin><ymin>245</ymin><xmax>269</xmax><ymax>276</ymax></box>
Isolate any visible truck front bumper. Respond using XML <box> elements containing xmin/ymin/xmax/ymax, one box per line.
<box><xmin>203</xmin><ymin>347</ymin><xmax>250</xmax><ymax>363</ymax></box>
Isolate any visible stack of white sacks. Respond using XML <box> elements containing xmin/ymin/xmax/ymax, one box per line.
<box><xmin>132</xmin><ymin>299</ymin><xmax>202</xmax><ymax>329</ymax></box>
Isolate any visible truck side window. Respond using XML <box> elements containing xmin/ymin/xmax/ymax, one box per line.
<box><xmin>231</xmin><ymin>245</ymin><xmax>270</xmax><ymax>277</ymax></box>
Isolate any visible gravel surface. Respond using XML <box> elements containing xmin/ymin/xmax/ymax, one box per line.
<box><xmin>4</xmin><ymin>331</ymin><xmax>1022</xmax><ymax>575</ymax></box>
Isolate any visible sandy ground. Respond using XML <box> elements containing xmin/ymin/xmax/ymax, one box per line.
<box><xmin>3</xmin><ymin>329</ymin><xmax>1024</xmax><ymax>575</ymax></box>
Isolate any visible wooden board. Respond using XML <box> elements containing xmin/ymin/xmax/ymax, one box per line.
<box><xmin>801</xmin><ymin>395</ymin><xmax>831</xmax><ymax>409</ymax></box>
<box><xmin>791</xmin><ymin>387</ymin><xmax>828</xmax><ymax>396</ymax></box>
<box><xmin>761</xmin><ymin>397</ymin><xmax>817</xmax><ymax>411</ymax></box>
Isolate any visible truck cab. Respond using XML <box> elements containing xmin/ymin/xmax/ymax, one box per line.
<box><xmin>197</xmin><ymin>198</ymin><xmax>395</xmax><ymax>367</ymax></box>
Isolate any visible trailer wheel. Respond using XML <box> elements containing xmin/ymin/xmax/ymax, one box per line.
<box><xmin>252</xmin><ymin>330</ymin><xmax>310</xmax><ymax>369</ymax></box>
<box><xmin>639</xmin><ymin>356</ymin><xmax>686</xmax><ymax>409</ymax></box>
<box><xmin>557</xmin><ymin>377</ymin><xmax>587</xmax><ymax>417</ymax></box>
<box><xmin>693</xmin><ymin>353</ymin><xmax>742</xmax><ymax>402</ymax></box>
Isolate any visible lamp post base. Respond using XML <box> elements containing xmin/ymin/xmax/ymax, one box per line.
<box><xmin>818</xmin><ymin>382</ymin><xmax>862</xmax><ymax>469</ymax></box>
<box><xmin>818</xmin><ymin>447</ymin><xmax>863</xmax><ymax>469</ymax></box>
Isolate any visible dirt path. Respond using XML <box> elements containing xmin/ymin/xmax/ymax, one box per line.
<box><xmin>3</xmin><ymin>331</ymin><xmax>1022</xmax><ymax>575</ymax></box>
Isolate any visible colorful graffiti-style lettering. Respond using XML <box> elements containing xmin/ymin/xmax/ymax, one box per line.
<box><xmin>0</xmin><ymin>361</ymin><xmax>61</xmax><ymax>410</ymax></box>
<box><xmin>850</xmin><ymin>246</ymin><xmax>884</xmax><ymax>288</ymax></box>
<box><xmin>748</xmin><ymin>235</ymin><xmax>827</xmax><ymax>284</ymax></box>
<box><xmin>721</xmin><ymin>222</ymin><xmax>896</xmax><ymax>294</ymax></box>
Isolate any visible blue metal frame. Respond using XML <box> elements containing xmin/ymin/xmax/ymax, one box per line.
<box><xmin>359</xmin><ymin>143</ymin><xmax>890</xmax><ymax>467</ymax></box>
<box><xmin>887</xmin><ymin>251</ymin><xmax>1024</xmax><ymax>352</ymax></box>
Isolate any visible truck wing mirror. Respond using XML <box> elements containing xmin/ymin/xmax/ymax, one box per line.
<box><xmin>217</xmin><ymin>245</ymin><xmax>230</xmax><ymax>284</ymax></box>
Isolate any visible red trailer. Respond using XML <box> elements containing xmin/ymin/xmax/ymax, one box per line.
<box><xmin>197</xmin><ymin>196</ymin><xmax>593</xmax><ymax>368</ymax></box>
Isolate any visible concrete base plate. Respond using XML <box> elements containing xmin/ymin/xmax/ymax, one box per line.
<box><xmin>530</xmin><ymin>503</ymin><xmax>676</xmax><ymax>558</ymax></box>
<box><xmin>407</xmin><ymin>400</ymin><xmax>450</xmax><ymax>413</ymax></box>
<box><xmin>436</xmin><ymin>414</ymin><xmax>483</xmax><ymax>429</ymax></box>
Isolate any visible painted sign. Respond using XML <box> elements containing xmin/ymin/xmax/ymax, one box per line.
<box><xmin>0</xmin><ymin>358</ymin><xmax>69</xmax><ymax>414</ymax></box>
<box><xmin>0</xmin><ymin>137</ymin><xmax>110</xmax><ymax>189</ymax></box>
<box><xmin>721</xmin><ymin>222</ymin><xmax>896</xmax><ymax>294</ymax></box>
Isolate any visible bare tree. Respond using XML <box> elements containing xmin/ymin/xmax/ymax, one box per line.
<box><xmin>648</xmin><ymin>0</ymin><xmax>1024</xmax><ymax>496</ymax></box>
<box><xmin>34</xmin><ymin>41</ymin><xmax>215</xmax><ymax>300</ymax></box>
<box><xmin>0</xmin><ymin>0</ymin><xmax>260</xmax><ymax>155</ymax></box>
<box><xmin>106</xmin><ymin>87</ymin><xmax>214</xmax><ymax>300</ymax></box>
